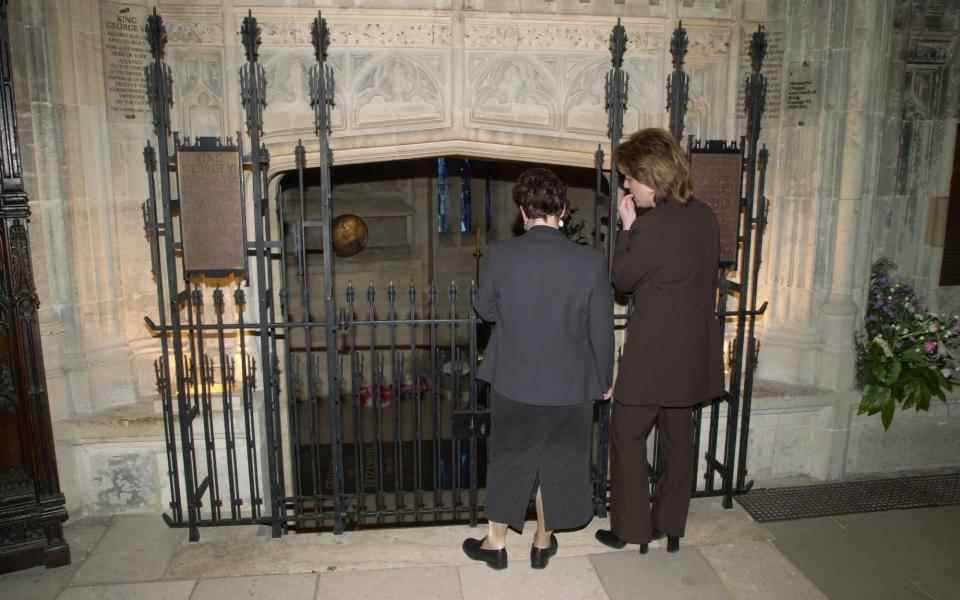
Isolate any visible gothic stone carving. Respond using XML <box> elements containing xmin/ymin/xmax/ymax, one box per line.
<box><xmin>686</xmin><ymin>26</ymin><xmax>732</xmax><ymax>61</ymax></box>
<box><xmin>172</xmin><ymin>50</ymin><xmax>225</xmax><ymax>138</ymax></box>
<box><xmin>353</xmin><ymin>53</ymin><xmax>446</xmax><ymax>130</ymax></box>
<box><xmin>469</xmin><ymin>55</ymin><xmax>559</xmax><ymax>130</ymax></box>
<box><xmin>256</xmin><ymin>19</ymin><xmax>452</xmax><ymax>48</ymax></box>
<box><xmin>167</xmin><ymin>22</ymin><xmax>224</xmax><ymax>46</ymax></box>
<box><xmin>261</xmin><ymin>49</ymin><xmax>346</xmax><ymax>133</ymax></box>
<box><xmin>465</xmin><ymin>20</ymin><xmax>664</xmax><ymax>52</ymax></box>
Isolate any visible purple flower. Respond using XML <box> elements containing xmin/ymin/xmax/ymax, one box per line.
<box><xmin>924</xmin><ymin>340</ymin><xmax>938</xmax><ymax>354</ymax></box>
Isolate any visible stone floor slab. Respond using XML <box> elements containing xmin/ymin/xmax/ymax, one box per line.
<box><xmin>189</xmin><ymin>574</ymin><xmax>317</xmax><ymax>600</ymax></box>
<box><xmin>0</xmin><ymin>516</ymin><xmax>112</xmax><ymax>600</ymax></box>
<box><xmin>458</xmin><ymin>555</ymin><xmax>609</xmax><ymax>600</ymax></box>
<box><xmin>590</xmin><ymin>548</ymin><xmax>731</xmax><ymax>600</ymax></box>
<box><xmin>70</xmin><ymin>514</ymin><xmax>185</xmax><ymax>585</ymax></box>
<box><xmin>314</xmin><ymin>566</ymin><xmax>462</xmax><ymax>600</ymax></box>
<box><xmin>166</xmin><ymin>498</ymin><xmax>758</xmax><ymax>580</ymax></box>
<box><xmin>57</xmin><ymin>580</ymin><xmax>196</xmax><ymax>600</ymax></box>
<box><xmin>699</xmin><ymin>540</ymin><xmax>827</xmax><ymax>600</ymax></box>
<box><xmin>766</xmin><ymin>514</ymin><xmax>933</xmax><ymax>600</ymax></box>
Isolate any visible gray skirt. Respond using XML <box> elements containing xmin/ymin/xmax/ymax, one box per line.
<box><xmin>484</xmin><ymin>391</ymin><xmax>594</xmax><ymax>532</ymax></box>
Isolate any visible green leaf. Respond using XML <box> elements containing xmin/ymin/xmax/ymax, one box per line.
<box><xmin>914</xmin><ymin>381</ymin><xmax>931</xmax><ymax>411</ymax></box>
<box><xmin>884</xmin><ymin>361</ymin><xmax>902</xmax><ymax>385</ymax></box>
<box><xmin>881</xmin><ymin>393</ymin><xmax>896</xmax><ymax>430</ymax></box>
<box><xmin>871</xmin><ymin>363</ymin><xmax>888</xmax><ymax>385</ymax></box>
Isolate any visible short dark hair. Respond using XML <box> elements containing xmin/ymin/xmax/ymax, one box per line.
<box><xmin>617</xmin><ymin>128</ymin><xmax>693</xmax><ymax>204</ymax></box>
<box><xmin>512</xmin><ymin>167</ymin><xmax>567</xmax><ymax>219</ymax></box>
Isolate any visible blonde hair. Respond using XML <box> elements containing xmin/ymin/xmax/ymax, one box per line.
<box><xmin>617</xmin><ymin>128</ymin><xmax>692</xmax><ymax>204</ymax></box>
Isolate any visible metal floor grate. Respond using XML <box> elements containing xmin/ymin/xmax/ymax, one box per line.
<box><xmin>735</xmin><ymin>473</ymin><xmax>960</xmax><ymax>523</ymax></box>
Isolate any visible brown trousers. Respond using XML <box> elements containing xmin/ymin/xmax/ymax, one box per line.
<box><xmin>609</xmin><ymin>403</ymin><xmax>694</xmax><ymax>543</ymax></box>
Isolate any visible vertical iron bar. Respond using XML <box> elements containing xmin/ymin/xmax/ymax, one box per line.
<box><xmin>236</xmin><ymin>289</ymin><xmax>262</xmax><ymax>518</ymax></box>
<box><xmin>193</xmin><ymin>290</ymin><xmax>222</xmax><ymax>521</ymax></box>
<box><xmin>468</xmin><ymin>281</ymin><xmax>479</xmax><ymax>526</ymax></box>
<box><xmin>410</xmin><ymin>285</ymin><xmax>423</xmax><ymax>521</ymax></box>
<box><xmin>722</xmin><ymin>25</ymin><xmax>767</xmax><ymax>509</ymax></box>
<box><xmin>346</xmin><ymin>284</ymin><xmax>364</xmax><ymax>523</ymax></box>
<box><xmin>240</xmin><ymin>11</ymin><xmax>283</xmax><ymax>536</ymax></box>
<box><xmin>265</xmin><ymin>164</ymin><xmax>287</xmax><ymax>531</ymax></box>
<box><xmin>310</xmin><ymin>13</ymin><xmax>344</xmax><ymax>531</ymax></box>
<box><xmin>214</xmin><ymin>287</ymin><xmax>241</xmax><ymax>519</ymax></box>
<box><xmin>449</xmin><ymin>283</ymin><xmax>460</xmax><ymax>520</ymax></box>
<box><xmin>429</xmin><ymin>284</ymin><xmax>441</xmax><ymax>518</ymax></box>
<box><xmin>691</xmin><ymin>406</ymin><xmax>702</xmax><ymax>495</ymax></box>
<box><xmin>736</xmin><ymin>146</ymin><xmax>769</xmax><ymax>492</ymax></box>
<box><xmin>388</xmin><ymin>283</ymin><xmax>403</xmax><ymax>519</ymax></box>
<box><xmin>213</xmin><ymin>289</ymin><xmax>241</xmax><ymax>519</ymax></box>
<box><xmin>667</xmin><ymin>21</ymin><xmax>689</xmax><ymax>141</ymax></box>
<box><xmin>367</xmin><ymin>284</ymin><xmax>385</xmax><ymax>524</ymax></box>
<box><xmin>145</xmin><ymin>11</ymin><xmax>200</xmax><ymax>541</ymax></box>
<box><xmin>604</xmin><ymin>19</ymin><xmax>629</xmax><ymax>272</ymax></box>
<box><xmin>281</xmin><ymin>148</ymin><xmax>305</xmax><ymax>527</ymax></box>
<box><xmin>593</xmin><ymin>146</ymin><xmax>605</xmax><ymax>252</ymax></box>
<box><xmin>143</xmin><ymin>143</ymin><xmax>183</xmax><ymax>523</ymax></box>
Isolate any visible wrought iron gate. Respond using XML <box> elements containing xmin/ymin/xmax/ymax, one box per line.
<box><xmin>142</xmin><ymin>12</ymin><xmax>768</xmax><ymax>542</ymax></box>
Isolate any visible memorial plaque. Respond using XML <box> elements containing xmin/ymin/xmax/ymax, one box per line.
<box><xmin>786</xmin><ymin>60</ymin><xmax>820</xmax><ymax>127</ymax></box>
<box><xmin>177</xmin><ymin>140</ymin><xmax>246</xmax><ymax>279</ymax></box>
<box><xmin>100</xmin><ymin>2</ymin><xmax>151</xmax><ymax>123</ymax></box>
<box><xmin>690</xmin><ymin>146</ymin><xmax>742</xmax><ymax>267</ymax></box>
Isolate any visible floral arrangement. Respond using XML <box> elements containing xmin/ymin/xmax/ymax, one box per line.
<box><xmin>855</xmin><ymin>258</ymin><xmax>959</xmax><ymax>429</ymax></box>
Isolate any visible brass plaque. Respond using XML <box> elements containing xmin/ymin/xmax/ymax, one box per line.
<box><xmin>690</xmin><ymin>151</ymin><xmax>742</xmax><ymax>267</ymax></box>
<box><xmin>178</xmin><ymin>146</ymin><xmax>246</xmax><ymax>279</ymax></box>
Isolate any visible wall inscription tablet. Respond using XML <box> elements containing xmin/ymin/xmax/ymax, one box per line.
<box><xmin>177</xmin><ymin>143</ymin><xmax>246</xmax><ymax>279</ymax></box>
<box><xmin>690</xmin><ymin>148</ymin><xmax>742</xmax><ymax>268</ymax></box>
<box><xmin>101</xmin><ymin>2</ymin><xmax>151</xmax><ymax>123</ymax></box>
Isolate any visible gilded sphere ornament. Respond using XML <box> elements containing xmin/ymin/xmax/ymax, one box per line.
<box><xmin>332</xmin><ymin>214</ymin><xmax>368</xmax><ymax>257</ymax></box>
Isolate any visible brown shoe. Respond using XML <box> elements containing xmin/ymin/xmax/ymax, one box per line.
<box><xmin>594</xmin><ymin>529</ymin><xmax>627</xmax><ymax>549</ymax></box>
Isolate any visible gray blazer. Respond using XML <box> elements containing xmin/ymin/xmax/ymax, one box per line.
<box><xmin>475</xmin><ymin>226</ymin><xmax>615</xmax><ymax>406</ymax></box>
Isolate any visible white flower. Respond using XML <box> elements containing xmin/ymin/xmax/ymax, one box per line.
<box><xmin>943</xmin><ymin>368</ymin><xmax>953</xmax><ymax>378</ymax></box>
<box><xmin>873</xmin><ymin>336</ymin><xmax>894</xmax><ymax>358</ymax></box>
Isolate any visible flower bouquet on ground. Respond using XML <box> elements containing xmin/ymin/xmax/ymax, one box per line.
<box><xmin>855</xmin><ymin>258</ymin><xmax>960</xmax><ymax>429</ymax></box>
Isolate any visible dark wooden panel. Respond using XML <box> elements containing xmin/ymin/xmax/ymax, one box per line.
<box><xmin>940</xmin><ymin>124</ymin><xmax>960</xmax><ymax>286</ymax></box>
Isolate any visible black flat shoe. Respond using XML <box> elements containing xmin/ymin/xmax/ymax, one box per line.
<box><xmin>462</xmin><ymin>537</ymin><xmax>507</xmax><ymax>570</ymax></box>
<box><xmin>530</xmin><ymin>534</ymin><xmax>558</xmax><ymax>569</ymax></box>
<box><xmin>595</xmin><ymin>529</ymin><xmax>627</xmax><ymax>549</ymax></box>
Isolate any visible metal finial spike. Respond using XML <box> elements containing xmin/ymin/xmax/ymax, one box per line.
<box><xmin>750</xmin><ymin>25</ymin><xmax>768</xmax><ymax>73</ymax></box>
<box><xmin>311</xmin><ymin>11</ymin><xmax>331</xmax><ymax>64</ymax></box>
<box><xmin>609</xmin><ymin>18</ymin><xmax>628</xmax><ymax>69</ymax></box>
<box><xmin>145</xmin><ymin>9</ymin><xmax>167</xmax><ymax>62</ymax></box>
<box><xmin>241</xmin><ymin>10</ymin><xmax>261</xmax><ymax>64</ymax></box>
<box><xmin>670</xmin><ymin>21</ymin><xmax>689</xmax><ymax>71</ymax></box>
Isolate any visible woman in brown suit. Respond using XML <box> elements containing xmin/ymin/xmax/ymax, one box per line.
<box><xmin>595</xmin><ymin>128</ymin><xmax>720</xmax><ymax>554</ymax></box>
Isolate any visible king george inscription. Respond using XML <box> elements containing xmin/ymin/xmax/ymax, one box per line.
<box><xmin>101</xmin><ymin>2</ymin><xmax>151</xmax><ymax>123</ymax></box>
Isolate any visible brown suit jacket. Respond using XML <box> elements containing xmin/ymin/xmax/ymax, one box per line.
<box><xmin>612</xmin><ymin>199</ymin><xmax>723</xmax><ymax>407</ymax></box>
